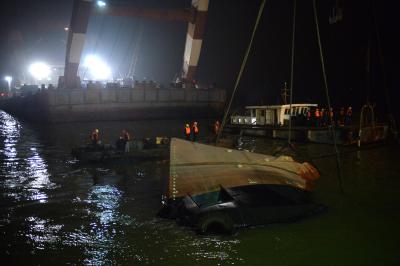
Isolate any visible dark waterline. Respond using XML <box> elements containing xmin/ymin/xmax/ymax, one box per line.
<box><xmin>1</xmin><ymin>110</ymin><xmax>399</xmax><ymax>265</ymax></box>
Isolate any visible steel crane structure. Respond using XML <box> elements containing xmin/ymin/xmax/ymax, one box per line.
<box><xmin>61</xmin><ymin>0</ymin><xmax>209</xmax><ymax>89</ymax></box>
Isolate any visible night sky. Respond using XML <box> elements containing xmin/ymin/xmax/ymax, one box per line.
<box><xmin>0</xmin><ymin>0</ymin><xmax>399</xmax><ymax>119</ymax></box>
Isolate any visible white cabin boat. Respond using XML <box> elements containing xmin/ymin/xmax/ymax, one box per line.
<box><xmin>231</xmin><ymin>104</ymin><xmax>318</xmax><ymax>126</ymax></box>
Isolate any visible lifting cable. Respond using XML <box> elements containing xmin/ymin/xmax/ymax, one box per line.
<box><xmin>288</xmin><ymin>0</ymin><xmax>297</xmax><ymax>145</ymax></box>
<box><xmin>127</xmin><ymin>21</ymin><xmax>143</xmax><ymax>78</ymax></box>
<box><xmin>371</xmin><ymin>0</ymin><xmax>398</xmax><ymax>136</ymax></box>
<box><xmin>82</xmin><ymin>13</ymin><xmax>107</xmax><ymax>80</ymax></box>
<box><xmin>312</xmin><ymin>0</ymin><xmax>344</xmax><ymax>193</ymax></box>
<box><xmin>216</xmin><ymin>0</ymin><xmax>266</xmax><ymax>144</ymax></box>
<box><xmin>106</xmin><ymin>18</ymin><xmax>126</xmax><ymax>69</ymax></box>
<box><xmin>118</xmin><ymin>20</ymin><xmax>141</xmax><ymax>78</ymax></box>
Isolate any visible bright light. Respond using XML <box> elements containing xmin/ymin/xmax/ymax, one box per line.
<box><xmin>4</xmin><ymin>76</ymin><xmax>12</xmax><ymax>83</ymax></box>
<box><xmin>64</xmin><ymin>27</ymin><xmax>69</xmax><ymax>31</ymax></box>
<box><xmin>84</xmin><ymin>55</ymin><xmax>111</xmax><ymax>80</ymax></box>
<box><xmin>97</xmin><ymin>1</ymin><xmax>106</xmax><ymax>7</ymax></box>
<box><xmin>4</xmin><ymin>76</ymin><xmax>12</xmax><ymax>91</ymax></box>
<box><xmin>29</xmin><ymin>62</ymin><xmax>51</xmax><ymax>80</ymax></box>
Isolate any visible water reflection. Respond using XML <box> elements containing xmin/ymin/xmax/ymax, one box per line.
<box><xmin>0</xmin><ymin>111</ymin><xmax>54</xmax><ymax>203</ymax></box>
<box><xmin>77</xmin><ymin>182</ymin><xmax>125</xmax><ymax>265</ymax></box>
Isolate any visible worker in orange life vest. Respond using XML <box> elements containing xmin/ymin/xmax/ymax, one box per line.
<box><xmin>214</xmin><ymin>120</ymin><xmax>220</xmax><ymax>136</ymax></box>
<box><xmin>315</xmin><ymin>108</ymin><xmax>321</xmax><ymax>127</ymax></box>
<box><xmin>90</xmin><ymin>128</ymin><xmax>100</xmax><ymax>146</ymax></box>
<box><xmin>192</xmin><ymin>121</ymin><xmax>199</xmax><ymax>142</ymax></box>
<box><xmin>306</xmin><ymin>109</ymin><xmax>312</xmax><ymax>126</ymax></box>
<box><xmin>184</xmin><ymin>124</ymin><xmax>191</xmax><ymax>140</ymax></box>
<box><xmin>329</xmin><ymin>107</ymin><xmax>334</xmax><ymax>125</ymax></box>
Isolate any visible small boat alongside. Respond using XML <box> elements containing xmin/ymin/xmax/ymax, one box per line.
<box><xmin>226</xmin><ymin>104</ymin><xmax>389</xmax><ymax>145</ymax></box>
<box><xmin>159</xmin><ymin>138</ymin><xmax>324</xmax><ymax>234</ymax></box>
<box><xmin>71</xmin><ymin>137</ymin><xmax>170</xmax><ymax>163</ymax></box>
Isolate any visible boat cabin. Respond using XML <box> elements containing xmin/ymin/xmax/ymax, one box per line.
<box><xmin>231</xmin><ymin>104</ymin><xmax>318</xmax><ymax>126</ymax></box>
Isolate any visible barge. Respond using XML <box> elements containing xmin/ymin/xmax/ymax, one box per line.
<box><xmin>0</xmin><ymin>83</ymin><xmax>226</xmax><ymax>123</ymax></box>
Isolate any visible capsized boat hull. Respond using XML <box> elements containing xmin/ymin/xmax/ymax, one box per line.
<box><xmin>159</xmin><ymin>138</ymin><xmax>323</xmax><ymax>233</ymax></box>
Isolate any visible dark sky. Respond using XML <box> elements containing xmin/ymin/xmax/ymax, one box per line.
<box><xmin>0</xmin><ymin>0</ymin><xmax>399</xmax><ymax>118</ymax></box>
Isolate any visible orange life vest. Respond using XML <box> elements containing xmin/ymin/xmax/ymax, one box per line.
<box><xmin>315</xmin><ymin>109</ymin><xmax>321</xmax><ymax>118</ymax></box>
<box><xmin>192</xmin><ymin>125</ymin><xmax>199</xmax><ymax>134</ymax></box>
<box><xmin>185</xmin><ymin>127</ymin><xmax>191</xmax><ymax>135</ymax></box>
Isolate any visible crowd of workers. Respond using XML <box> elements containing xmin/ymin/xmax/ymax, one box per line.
<box><xmin>89</xmin><ymin>120</ymin><xmax>221</xmax><ymax>150</ymax></box>
<box><xmin>305</xmin><ymin>106</ymin><xmax>353</xmax><ymax>127</ymax></box>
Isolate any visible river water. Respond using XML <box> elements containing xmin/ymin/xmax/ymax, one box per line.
<box><xmin>0</xmin><ymin>110</ymin><xmax>399</xmax><ymax>265</ymax></box>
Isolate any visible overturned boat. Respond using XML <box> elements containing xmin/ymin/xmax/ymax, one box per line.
<box><xmin>71</xmin><ymin>137</ymin><xmax>169</xmax><ymax>163</ymax></box>
<box><xmin>159</xmin><ymin>138</ymin><xmax>324</xmax><ymax>234</ymax></box>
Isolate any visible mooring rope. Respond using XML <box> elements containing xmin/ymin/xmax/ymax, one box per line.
<box><xmin>313</xmin><ymin>0</ymin><xmax>344</xmax><ymax>193</ymax></box>
<box><xmin>216</xmin><ymin>0</ymin><xmax>266</xmax><ymax>144</ymax></box>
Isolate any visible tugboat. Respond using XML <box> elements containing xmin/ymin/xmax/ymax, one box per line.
<box><xmin>227</xmin><ymin>102</ymin><xmax>388</xmax><ymax>145</ymax></box>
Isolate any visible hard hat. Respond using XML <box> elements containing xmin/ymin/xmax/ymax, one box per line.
<box><xmin>95</xmin><ymin>129</ymin><xmax>99</xmax><ymax>133</ymax></box>
<box><xmin>186</xmin><ymin>124</ymin><xmax>189</xmax><ymax>127</ymax></box>
<box><xmin>194</xmin><ymin>121</ymin><xmax>197</xmax><ymax>125</ymax></box>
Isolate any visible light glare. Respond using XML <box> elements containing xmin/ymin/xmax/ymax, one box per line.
<box><xmin>29</xmin><ymin>62</ymin><xmax>51</xmax><ymax>80</ymax></box>
<box><xmin>97</xmin><ymin>1</ymin><xmax>106</xmax><ymax>7</ymax></box>
<box><xmin>4</xmin><ymin>76</ymin><xmax>12</xmax><ymax>83</ymax></box>
<box><xmin>84</xmin><ymin>55</ymin><xmax>111</xmax><ymax>80</ymax></box>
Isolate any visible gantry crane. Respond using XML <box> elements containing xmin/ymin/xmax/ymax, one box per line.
<box><xmin>61</xmin><ymin>0</ymin><xmax>209</xmax><ymax>89</ymax></box>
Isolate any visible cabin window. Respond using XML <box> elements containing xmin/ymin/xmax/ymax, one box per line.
<box><xmin>260</xmin><ymin>110</ymin><xmax>265</xmax><ymax>116</ymax></box>
<box><xmin>284</xmin><ymin>109</ymin><xmax>289</xmax><ymax>114</ymax></box>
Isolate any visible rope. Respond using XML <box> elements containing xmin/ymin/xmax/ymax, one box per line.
<box><xmin>288</xmin><ymin>0</ymin><xmax>297</xmax><ymax>145</ymax></box>
<box><xmin>312</xmin><ymin>0</ymin><xmax>344</xmax><ymax>193</ymax></box>
<box><xmin>127</xmin><ymin>21</ymin><xmax>143</xmax><ymax>78</ymax></box>
<box><xmin>216</xmin><ymin>0</ymin><xmax>266</xmax><ymax>143</ymax></box>
<box><xmin>372</xmin><ymin>0</ymin><xmax>398</xmax><ymax>135</ymax></box>
<box><xmin>82</xmin><ymin>13</ymin><xmax>106</xmax><ymax>81</ymax></box>
<box><xmin>106</xmin><ymin>18</ymin><xmax>126</xmax><ymax>71</ymax></box>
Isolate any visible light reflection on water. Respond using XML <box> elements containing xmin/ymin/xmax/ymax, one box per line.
<box><xmin>0</xmin><ymin>112</ymin><xmax>54</xmax><ymax>204</ymax></box>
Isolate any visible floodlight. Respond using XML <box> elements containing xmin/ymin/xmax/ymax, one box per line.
<box><xmin>29</xmin><ymin>62</ymin><xmax>51</xmax><ymax>80</ymax></box>
<box><xmin>97</xmin><ymin>1</ymin><xmax>106</xmax><ymax>7</ymax></box>
<box><xmin>84</xmin><ymin>55</ymin><xmax>111</xmax><ymax>80</ymax></box>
